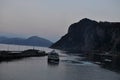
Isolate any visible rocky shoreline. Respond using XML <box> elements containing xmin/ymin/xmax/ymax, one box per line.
<box><xmin>84</xmin><ymin>51</ymin><xmax>120</xmax><ymax>72</ymax></box>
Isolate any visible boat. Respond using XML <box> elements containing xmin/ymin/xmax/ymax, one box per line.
<box><xmin>48</xmin><ymin>50</ymin><xmax>59</xmax><ymax>63</ymax></box>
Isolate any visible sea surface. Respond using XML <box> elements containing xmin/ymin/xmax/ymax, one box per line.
<box><xmin>0</xmin><ymin>44</ymin><xmax>120</xmax><ymax>80</ymax></box>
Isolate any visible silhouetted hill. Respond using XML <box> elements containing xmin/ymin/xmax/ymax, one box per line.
<box><xmin>51</xmin><ymin>18</ymin><xmax>120</xmax><ymax>52</ymax></box>
<box><xmin>0</xmin><ymin>36</ymin><xmax>53</xmax><ymax>47</ymax></box>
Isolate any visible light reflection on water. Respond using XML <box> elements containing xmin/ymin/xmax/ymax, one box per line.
<box><xmin>0</xmin><ymin>44</ymin><xmax>120</xmax><ymax>80</ymax></box>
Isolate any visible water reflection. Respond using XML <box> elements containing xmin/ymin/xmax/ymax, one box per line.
<box><xmin>47</xmin><ymin>61</ymin><xmax>59</xmax><ymax>66</ymax></box>
<box><xmin>0</xmin><ymin>44</ymin><xmax>120</xmax><ymax>80</ymax></box>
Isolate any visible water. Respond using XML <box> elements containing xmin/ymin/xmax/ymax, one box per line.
<box><xmin>0</xmin><ymin>44</ymin><xmax>120</xmax><ymax>80</ymax></box>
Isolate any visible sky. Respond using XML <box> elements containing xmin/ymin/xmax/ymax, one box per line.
<box><xmin>0</xmin><ymin>0</ymin><xmax>120</xmax><ymax>42</ymax></box>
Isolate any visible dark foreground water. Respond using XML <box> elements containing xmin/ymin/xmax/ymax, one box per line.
<box><xmin>0</xmin><ymin>44</ymin><xmax>120</xmax><ymax>80</ymax></box>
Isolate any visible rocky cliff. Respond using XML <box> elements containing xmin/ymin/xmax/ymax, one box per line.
<box><xmin>51</xmin><ymin>18</ymin><xmax>120</xmax><ymax>52</ymax></box>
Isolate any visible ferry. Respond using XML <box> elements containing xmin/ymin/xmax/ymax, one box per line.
<box><xmin>48</xmin><ymin>50</ymin><xmax>59</xmax><ymax>63</ymax></box>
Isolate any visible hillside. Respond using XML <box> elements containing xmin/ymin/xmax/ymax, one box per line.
<box><xmin>51</xmin><ymin>18</ymin><xmax>120</xmax><ymax>52</ymax></box>
<box><xmin>0</xmin><ymin>36</ymin><xmax>53</xmax><ymax>47</ymax></box>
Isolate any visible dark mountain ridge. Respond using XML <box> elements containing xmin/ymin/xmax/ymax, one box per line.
<box><xmin>51</xmin><ymin>18</ymin><xmax>120</xmax><ymax>52</ymax></box>
<box><xmin>0</xmin><ymin>36</ymin><xmax>53</xmax><ymax>47</ymax></box>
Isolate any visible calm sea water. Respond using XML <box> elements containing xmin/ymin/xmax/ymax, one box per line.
<box><xmin>0</xmin><ymin>44</ymin><xmax>120</xmax><ymax>80</ymax></box>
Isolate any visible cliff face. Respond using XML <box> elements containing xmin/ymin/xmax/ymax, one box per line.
<box><xmin>51</xmin><ymin>18</ymin><xmax>120</xmax><ymax>52</ymax></box>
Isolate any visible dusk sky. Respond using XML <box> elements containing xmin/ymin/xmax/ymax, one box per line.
<box><xmin>0</xmin><ymin>0</ymin><xmax>120</xmax><ymax>42</ymax></box>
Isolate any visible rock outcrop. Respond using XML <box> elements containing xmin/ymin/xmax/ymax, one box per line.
<box><xmin>51</xmin><ymin>18</ymin><xmax>120</xmax><ymax>52</ymax></box>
